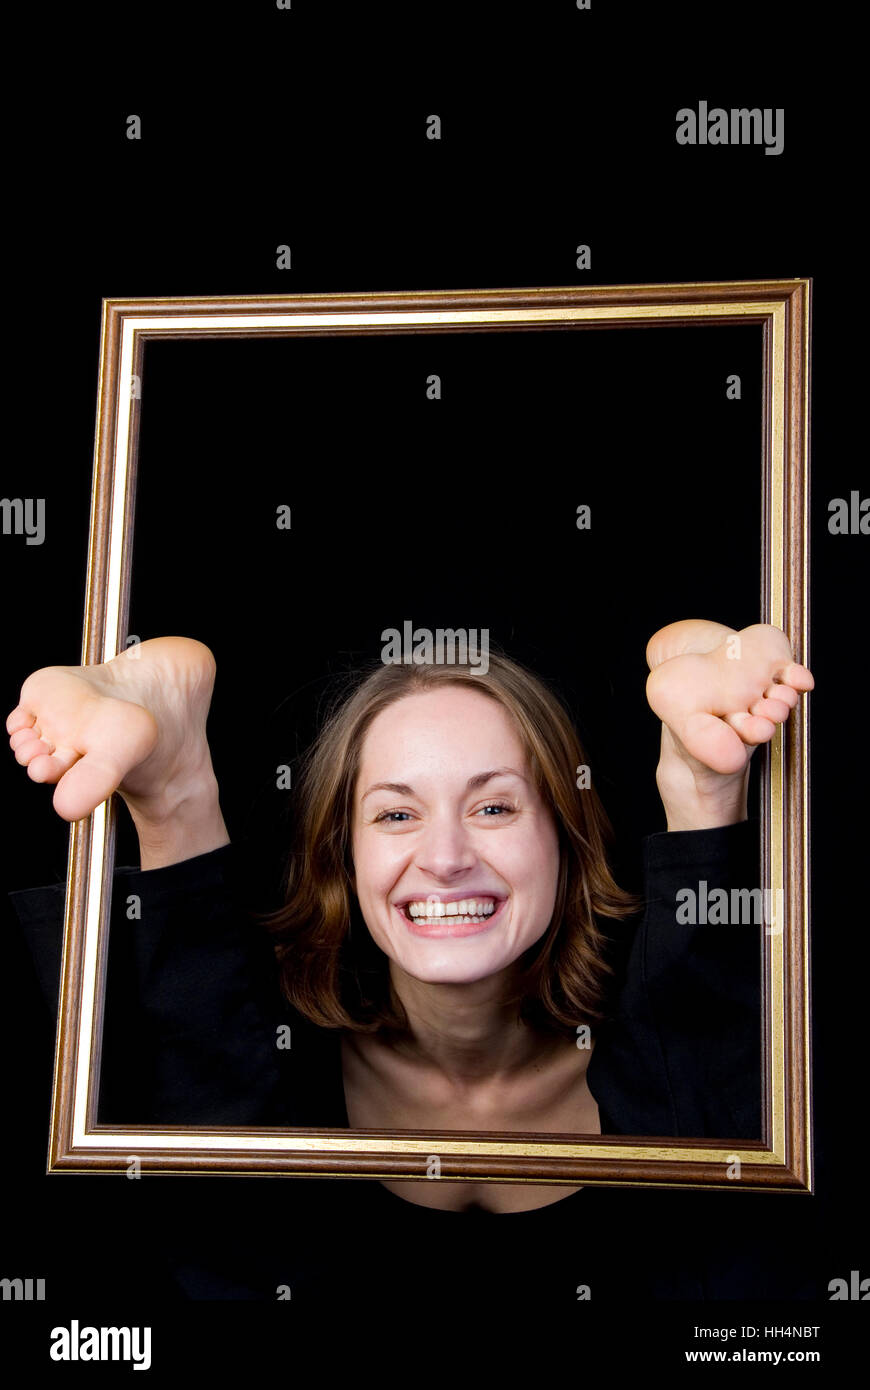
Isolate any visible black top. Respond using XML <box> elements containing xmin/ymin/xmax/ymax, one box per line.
<box><xmin>10</xmin><ymin>820</ymin><xmax>762</xmax><ymax>1139</ymax></box>
<box><xmin>7</xmin><ymin>819</ymin><xmax>822</xmax><ymax>1303</ymax></box>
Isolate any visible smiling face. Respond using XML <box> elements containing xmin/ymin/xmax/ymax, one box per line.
<box><xmin>350</xmin><ymin>685</ymin><xmax>561</xmax><ymax>985</ymax></box>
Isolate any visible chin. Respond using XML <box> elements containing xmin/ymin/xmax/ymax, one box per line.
<box><xmin>399</xmin><ymin>952</ymin><xmax>512</xmax><ymax>986</ymax></box>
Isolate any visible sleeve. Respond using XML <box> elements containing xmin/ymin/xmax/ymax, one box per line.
<box><xmin>7</xmin><ymin>843</ymin><xmax>341</xmax><ymax>1129</ymax></box>
<box><xmin>586</xmin><ymin>818</ymin><xmax>762</xmax><ymax>1140</ymax></box>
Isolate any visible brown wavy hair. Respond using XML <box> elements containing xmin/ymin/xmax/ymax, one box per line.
<box><xmin>253</xmin><ymin>647</ymin><xmax>644</xmax><ymax>1041</ymax></box>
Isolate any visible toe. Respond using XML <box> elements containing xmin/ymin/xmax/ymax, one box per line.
<box><xmin>14</xmin><ymin>735</ymin><xmax>48</xmax><ymax>766</ymax></box>
<box><xmin>764</xmin><ymin>681</ymin><xmax>798</xmax><ymax>708</ymax></box>
<box><xmin>773</xmin><ymin>661</ymin><xmax>814</xmax><ymax>691</ymax></box>
<box><xmin>726</xmin><ymin>710</ymin><xmax>777</xmax><ymax>744</ymax></box>
<box><xmin>6</xmin><ymin>706</ymin><xmax>37</xmax><ymax>736</ymax></box>
<box><xmin>680</xmin><ymin>711</ymin><xmax>750</xmax><ymax>774</ymax></box>
<box><xmin>10</xmin><ymin>725</ymin><xmax>43</xmax><ymax>751</ymax></box>
<box><xmin>749</xmin><ymin>695</ymin><xmax>792</xmax><ymax>723</ymax></box>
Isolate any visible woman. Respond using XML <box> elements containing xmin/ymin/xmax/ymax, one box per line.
<box><xmin>8</xmin><ymin>617</ymin><xmax>813</xmax><ymax>1224</ymax></box>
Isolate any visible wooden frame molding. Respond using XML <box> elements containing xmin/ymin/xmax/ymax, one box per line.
<box><xmin>48</xmin><ymin>280</ymin><xmax>812</xmax><ymax>1193</ymax></box>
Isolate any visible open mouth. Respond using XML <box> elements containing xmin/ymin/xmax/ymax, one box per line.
<box><xmin>395</xmin><ymin>896</ymin><xmax>506</xmax><ymax>937</ymax></box>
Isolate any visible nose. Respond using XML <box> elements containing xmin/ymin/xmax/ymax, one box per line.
<box><xmin>414</xmin><ymin>811</ymin><xmax>479</xmax><ymax>883</ymax></box>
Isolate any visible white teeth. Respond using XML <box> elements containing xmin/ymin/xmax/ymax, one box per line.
<box><xmin>412</xmin><ymin>916</ymin><xmax>489</xmax><ymax>926</ymax></box>
<box><xmin>404</xmin><ymin>897</ymin><xmax>498</xmax><ymax>919</ymax></box>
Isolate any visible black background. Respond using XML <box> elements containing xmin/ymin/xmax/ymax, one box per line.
<box><xmin>120</xmin><ymin>322</ymin><xmax>764</xmax><ymax>898</ymax></box>
<box><xmin>2</xmin><ymin>0</ymin><xmax>866</xmax><ymax>1369</ymax></box>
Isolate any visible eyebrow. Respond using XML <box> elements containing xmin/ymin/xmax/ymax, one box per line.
<box><xmin>361</xmin><ymin>768</ymin><xmax>527</xmax><ymax>801</ymax></box>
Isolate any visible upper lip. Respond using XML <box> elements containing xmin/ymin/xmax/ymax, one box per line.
<box><xmin>395</xmin><ymin>891</ymin><xmax>505</xmax><ymax>907</ymax></box>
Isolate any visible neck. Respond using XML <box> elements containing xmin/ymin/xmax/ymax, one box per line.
<box><xmin>387</xmin><ymin>961</ymin><xmax>553</xmax><ymax>1086</ymax></box>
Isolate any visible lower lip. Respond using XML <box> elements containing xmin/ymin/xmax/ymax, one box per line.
<box><xmin>397</xmin><ymin>897</ymin><xmax>507</xmax><ymax>938</ymax></box>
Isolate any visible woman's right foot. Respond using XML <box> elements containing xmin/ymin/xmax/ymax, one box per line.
<box><xmin>7</xmin><ymin>637</ymin><xmax>219</xmax><ymax>823</ymax></box>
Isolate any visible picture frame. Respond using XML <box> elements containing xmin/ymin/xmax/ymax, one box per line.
<box><xmin>48</xmin><ymin>279</ymin><xmax>812</xmax><ymax>1194</ymax></box>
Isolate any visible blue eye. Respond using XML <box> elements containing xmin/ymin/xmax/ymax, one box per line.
<box><xmin>373</xmin><ymin>802</ymin><xmax>516</xmax><ymax>825</ymax></box>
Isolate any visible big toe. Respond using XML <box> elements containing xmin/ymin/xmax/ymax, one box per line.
<box><xmin>52</xmin><ymin>753</ymin><xmax>126</xmax><ymax>822</ymax></box>
<box><xmin>679</xmin><ymin>712</ymin><xmax>750</xmax><ymax>774</ymax></box>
